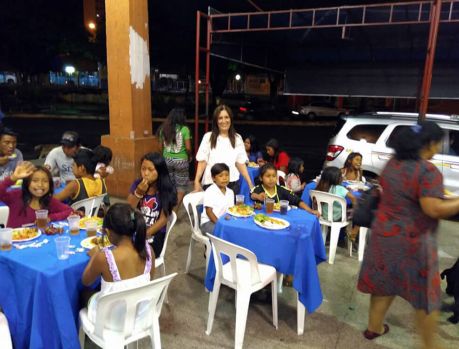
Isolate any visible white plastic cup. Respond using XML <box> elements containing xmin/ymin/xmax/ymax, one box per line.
<box><xmin>55</xmin><ymin>236</ymin><xmax>70</xmax><ymax>260</ymax></box>
<box><xmin>236</xmin><ymin>194</ymin><xmax>245</xmax><ymax>206</ymax></box>
<box><xmin>67</xmin><ymin>215</ymin><xmax>80</xmax><ymax>236</ymax></box>
<box><xmin>279</xmin><ymin>200</ymin><xmax>289</xmax><ymax>215</ymax></box>
<box><xmin>35</xmin><ymin>209</ymin><xmax>48</xmax><ymax>230</ymax></box>
<box><xmin>85</xmin><ymin>219</ymin><xmax>98</xmax><ymax>237</ymax></box>
<box><xmin>0</xmin><ymin>228</ymin><xmax>13</xmax><ymax>251</ymax></box>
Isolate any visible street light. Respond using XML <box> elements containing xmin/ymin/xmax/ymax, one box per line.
<box><xmin>64</xmin><ymin>66</ymin><xmax>76</xmax><ymax>75</ymax></box>
<box><xmin>235</xmin><ymin>74</ymin><xmax>241</xmax><ymax>81</ymax></box>
<box><xmin>88</xmin><ymin>22</ymin><xmax>96</xmax><ymax>30</ymax></box>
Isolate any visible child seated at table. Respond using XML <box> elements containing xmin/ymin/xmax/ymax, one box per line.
<box><xmin>250</xmin><ymin>163</ymin><xmax>320</xmax><ymax>217</ymax></box>
<box><xmin>285</xmin><ymin>157</ymin><xmax>306</xmax><ymax>196</ymax></box>
<box><xmin>341</xmin><ymin>152</ymin><xmax>366</xmax><ymax>182</ymax></box>
<box><xmin>315</xmin><ymin>166</ymin><xmax>359</xmax><ymax>241</ymax></box>
<box><xmin>81</xmin><ymin>203</ymin><xmax>154</xmax><ymax>330</ymax></box>
<box><xmin>0</xmin><ymin>162</ymin><xmax>72</xmax><ymax>227</ymax></box>
<box><xmin>54</xmin><ymin>148</ymin><xmax>107</xmax><ymax>207</ymax></box>
<box><xmin>200</xmin><ymin>163</ymin><xmax>235</xmax><ymax>235</ymax></box>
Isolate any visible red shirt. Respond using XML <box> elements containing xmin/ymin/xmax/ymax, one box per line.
<box><xmin>273</xmin><ymin>151</ymin><xmax>290</xmax><ymax>171</ymax></box>
<box><xmin>0</xmin><ymin>177</ymin><xmax>73</xmax><ymax>228</ymax></box>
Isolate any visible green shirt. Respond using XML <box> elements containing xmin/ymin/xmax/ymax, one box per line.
<box><xmin>161</xmin><ymin>125</ymin><xmax>191</xmax><ymax>160</ymax></box>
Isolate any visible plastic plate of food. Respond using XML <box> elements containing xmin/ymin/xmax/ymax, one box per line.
<box><xmin>253</xmin><ymin>214</ymin><xmax>290</xmax><ymax>230</ymax></box>
<box><xmin>12</xmin><ymin>227</ymin><xmax>42</xmax><ymax>242</ymax></box>
<box><xmin>79</xmin><ymin>216</ymin><xmax>103</xmax><ymax>229</ymax></box>
<box><xmin>247</xmin><ymin>161</ymin><xmax>259</xmax><ymax>168</ymax></box>
<box><xmin>228</xmin><ymin>205</ymin><xmax>255</xmax><ymax>217</ymax></box>
<box><xmin>273</xmin><ymin>203</ymin><xmax>291</xmax><ymax>212</ymax></box>
<box><xmin>80</xmin><ymin>235</ymin><xmax>112</xmax><ymax>249</ymax></box>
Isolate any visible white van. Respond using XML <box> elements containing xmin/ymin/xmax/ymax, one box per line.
<box><xmin>324</xmin><ymin>112</ymin><xmax>459</xmax><ymax>192</ymax></box>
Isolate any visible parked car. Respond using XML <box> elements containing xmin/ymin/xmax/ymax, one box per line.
<box><xmin>323</xmin><ymin>111</ymin><xmax>459</xmax><ymax>192</ymax></box>
<box><xmin>291</xmin><ymin>102</ymin><xmax>350</xmax><ymax>119</ymax></box>
<box><xmin>0</xmin><ymin>72</ymin><xmax>17</xmax><ymax>84</ymax></box>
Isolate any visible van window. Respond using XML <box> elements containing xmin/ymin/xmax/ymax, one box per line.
<box><xmin>386</xmin><ymin>126</ymin><xmax>410</xmax><ymax>148</ymax></box>
<box><xmin>445</xmin><ymin>130</ymin><xmax>459</xmax><ymax>156</ymax></box>
<box><xmin>346</xmin><ymin>125</ymin><xmax>386</xmax><ymax>144</ymax></box>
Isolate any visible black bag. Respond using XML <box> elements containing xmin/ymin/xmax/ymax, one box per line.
<box><xmin>352</xmin><ymin>186</ymin><xmax>381</xmax><ymax>228</ymax></box>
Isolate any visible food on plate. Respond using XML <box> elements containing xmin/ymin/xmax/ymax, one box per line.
<box><xmin>247</xmin><ymin>161</ymin><xmax>259</xmax><ymax>168</ymax></box>
<box><xmin>92</xmin><ymin>235</ymin><xmax>111</xmax><ymax>248</ymax></box>
<box><xmin>273</xmin><ymin>202</ymin><xmax>281</xmax><ymax>211</ymax></box>
<box><xmin>228</xmin><ymin>204</ymin><xmax>254</xmax><ymax>216</ymax></box>
<box><xmin>79</xmin><ymin>216</ymin><xmax>103</xmax><ymax>229</ymax></box>
<box><xmin>253</xmin><ymin>201</ymin><xmax>262</xmax><ymax>210</ymax></box>
<box><xmin>12</xmin><ymin>227</ymin><xmax>39</xmax><ymax>241</ymax></box>
<box><xmin>254</xmin><ymin>213</ymin><xmax>288</xmax><ymax>227</ymax></box>
<box><xmin>44</xmin><ymin>224</ymin><xmax>64</xmax><ymax>236</ymax></box>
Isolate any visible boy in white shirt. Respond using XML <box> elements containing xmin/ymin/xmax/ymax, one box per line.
<box><xmin>200</xmin><ymin>163</ymin><xmax>234</xmax><ymax>234</ymax></box>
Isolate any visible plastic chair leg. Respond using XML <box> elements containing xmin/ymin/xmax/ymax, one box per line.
<box><xmin>150</xmin><ymin>316</ymin><xmax>162</xmax><ymax>349</ymax></box>
<box><xmin>358</xmin><ymin>227</ymin><xmax>368</xmax><ymax>262</ymax></box>
<box><xmin>271</xmin><ymin>278</ymin><xmax>278</xmax><ymax>329</ymax></box>
<box><xmin>185</xmin><ymin>238</ymin><xmax>195</xmax><ymax>273</ymax></box>
<box><xmin>78</xmin><ymin>326</ymin><xmax>85</xmax><ymax>349</ymax></box>
<box><xmin>206</xmin><ymin>281</ymin><xmax>221</xmax><ymax>335</ymax></box>
<box><xmin>297</xmin><ymin>293</ymin><xmax>305</xmax><ymax>335</ymax></box>
<box><xmin>234</xmin><ymin>291</ymin><xmax>251</xmax><ymax>349</ymax></box>
<box><xmin>321</xmin><ymin>225</ymin><xmax>328</xmax><ymax>247</ymax></box>
<box><xmin>328</xmin><ymin>225</ymin><xmax>341</xmax><ymax>264</ymax></box>
<box><xmin>276</xmin><ymin>273</ymin><xmax>283</xmax><ymax>294</ymax></box>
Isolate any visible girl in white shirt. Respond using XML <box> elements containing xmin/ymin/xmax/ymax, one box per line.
<box><xmin>194</xmin><ymin>105</ymin><xmax>253</xmax><ymax>194</ymax></box>
<box><xmin>200</xmin><ymin>163</ymin><xmax>235</xmax><ymax>234</ymax></box>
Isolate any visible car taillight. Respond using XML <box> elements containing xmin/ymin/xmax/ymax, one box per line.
<box><xmin>239</xmin><ymin>107</ymin><xmax>247</xmax><ymax>112</ymax></box>
<box><xmin>326</xmin><ymin>145</ymin><xmax>344</xmax><ymax>161</ymax></box>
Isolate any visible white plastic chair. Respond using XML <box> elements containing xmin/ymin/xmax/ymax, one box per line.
<box><xmin>79</xmin><ymin>273</ymin><xmax>177</xmax><ymax>349</ymax></box>
<box><xmin>206</xmin><ymin>234</ymin><xmax>278</xmax><ymax>349</ymax></box>
<box><xmin>0</xmin><ymin>312</ymin><xmax>13</xmax><ymax>349</ymax></box>
<box><xmin>349</xmin><ymin>227</ymin><xmax>369</xmax><ymax>262</ymax></box>
<box><xmin>183</xmin><ymin>192</ymin><xmax>211</xmax><ymax>274</ymax></box>
<box><xmin>0</xmin><ymin>206</ymin><xmax>9</xmax><ymax>227</ymax></box>
<box><xmin>71</xmin><ymin>194</ymin><xmax>106</xmax><ymax>217</ymax></box>
<box><xmin>276</xmin><ymin>170</ymin><xmax>286</xmax><ymax>185</ymax></box>
<box><xmin>310</xmin><ymin>190</ymin><xmax>350</xmax><ymax>264</ymax></box>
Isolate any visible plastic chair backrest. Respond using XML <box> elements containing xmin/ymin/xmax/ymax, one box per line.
<box><xmin>277</xmin><ymin>170</ymin><xmax>286</xmax><ymax>185</ymax></box>
<box><xmin>207</xmin><ymin>234</ymin><xmax>261</xmax><ymax>288</ymax></box>
<box><xmin>182</xmin><ymin>192</ymin><xmax>206</xmax><ymax>238</ymax></box>
<box><xmin>158</xmin><ymin>211</ymin><xmax>177</xmax><ymax>260</ymax></box>
<box><xmin>92</xmin><ymin>273</ymin><xmax>177</xmax><ymax>339</ymax></box>
<box><xmin>71</xmin><ymin>194</ymin><xmax>106</xmax><ymax>217</ymax></box>
<box><xmin>310</xmin><ymin>190</ymin><xmax>347</xmax><ymax>223</ymax></box>
<box><xmin>0</xmin><ymin>206</ymin><xmax>9</xmax><ymax>228</ymax></box>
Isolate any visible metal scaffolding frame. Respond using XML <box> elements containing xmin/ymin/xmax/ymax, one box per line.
<box><xmin>194</xmin><ymin>0</ymin><xmax>459</xmax><ymax>144</ymax></box>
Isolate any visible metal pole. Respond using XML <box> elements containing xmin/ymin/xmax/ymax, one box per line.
<box><xmin>195</xmin><ymin>11</ymin><xmax>201</xmax><ymax>158</ymax></box>
<box><xmin>418</xmin><ymin>0</ymin><xmax>442</xmax><ymax>121</ymax></box>
<box><xmin>205</xmin><ymin>14</ymin><xmax>211</xmax><ymax>132</ymax></box>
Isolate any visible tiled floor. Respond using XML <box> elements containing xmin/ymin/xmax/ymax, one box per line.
<box><xmin>86</xmin><ymin>203</ymin><xmax>459</xmax><ymax>349</ymax></box>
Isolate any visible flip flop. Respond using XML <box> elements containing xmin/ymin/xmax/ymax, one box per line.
<box><xmin>363</xmin><ymin>324</ymin><xmax>390</xmax><ymax>340</ymax></box>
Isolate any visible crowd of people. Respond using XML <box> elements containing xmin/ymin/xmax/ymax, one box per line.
<box><xmin>1</xmin><ymin>107</ymin><xmax>459</xmax><ymax>348</ymax></box>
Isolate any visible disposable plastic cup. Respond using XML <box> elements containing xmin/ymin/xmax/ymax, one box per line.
<box><xmin>0</xmin><ymin>228</ymin><xmax>13</xmax><ymax>251</ymax></box>
<box><xmin>280</xmin><ymin>200</ymin><xmax>289</xmax><ymax>215</ymax></box>
<box><xmin>55</xmin><ymin>236</ymin><xmax>70</xmax><ymax>260</ymax></box>
<box><xmin>35</xmin><ymin>209</ymin><xmax>48</xmax><ymax>230</ymax></box>
<box><xmin>85</xmin><ymin>219</ymin><xmax>98</xmax><ymax>237</ymax></box>
<box><xmin>265</xmin><ymin>198</ymin><xmax>274</xmax><ymax>214</ymax></box>
<box><xmin>236</xmin><ymin>195</ymin><xmax>245</xmax><ymax>206</ymax></box>
<box><xmin>67</xmin><ymin>215</ymin><xmax>81</xmax><ymax>236</ymax></box>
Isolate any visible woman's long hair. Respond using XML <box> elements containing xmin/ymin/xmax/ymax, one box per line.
<box><xmin>391</xmin><ymin>121</ymin><xmax>444</xmax><ymax>160</ymax></box>
<box><xmin>316</xmin><ymin>166</ymin><xmax>342</xmax><ymax>193</ymax></box>
<box><xmin>160</xmin><ymin>108</ymin><xmax>187</xmax><ymax>146</ymax></box>
<box><xmin>103</xmin><ymin>203</ymin><xmax>149</xmax><ymax>260</ymax></box>
<box><xmin>140</xmin><ymin>152</ymin><xmax>177</xmax><ymax>215</ymax></box>
<box><xmin>246</xmin><ymin>134</ymin><xmax>260</xmax><ymax>154</ymax></box>
<box><xmin>21</xmin><ymin>166</ymin><xmax>54</xmax><ymax>215</ymax></box>
<box><xmin>210</xmin><ymin>105</ymin><xmax>237</xmax><ymax>149</ymax></box>
<box><xmin>266</xmin><ymin>138</ymin><xmax>281</xmax><ymax>162</ymax></box>
<box><xmin>288</xmin><ymin>157</ymin><xmax>304</xmax><ymax>176</ymax></box>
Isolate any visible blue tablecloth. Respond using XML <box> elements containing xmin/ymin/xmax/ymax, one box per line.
<box><xmin>0</xmin><ymin>227</ymin><xmax>90</xmax><ymax>349</ymax></box>
<box><xmin>204</xmin><ymin>209</ymin><xmax>326</xmax><ymax>314</ymax></box>
<box><xmin>239</xmin><ymin>166</ymin><xmax>260</xmax><ymax>203</ymax></box>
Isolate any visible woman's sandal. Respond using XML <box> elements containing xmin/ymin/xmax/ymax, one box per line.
<box><xmin>363</xmin><ymin>324</ymin><xmax>390</xmax><ymax>340</ymax></box>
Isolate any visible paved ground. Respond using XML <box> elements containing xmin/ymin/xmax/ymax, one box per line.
<box><xmin>83</xmin><ymin>197</ymin><xmax>459</xmax><ymax>349</ymax></box>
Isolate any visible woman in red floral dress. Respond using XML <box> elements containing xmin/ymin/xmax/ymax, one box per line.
<box><xmin>358</xmin><ymin>121</ymin><xmax>459</xmax><ymax>349</ymax></box>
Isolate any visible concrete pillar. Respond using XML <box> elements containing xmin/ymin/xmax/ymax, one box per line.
<box><xmin>102</xmin><ymin>0</ymin><xmax>158</xmax><ymax>197</ymax></box>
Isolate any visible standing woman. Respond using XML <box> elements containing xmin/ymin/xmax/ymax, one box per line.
<box><xmin>158</xmin><ymin>108</ymin><xmax>192</xmax><ymax>210</ymax></box>
<box><xmin>264</xmin><ymin>138</ymin><xmax>290</xmax><ymax>174</ymax></box>
<box><xmin>194</xmin><ymin>105</ymin><xmax>253</xmax><ymax>194</ymax></box>
<box><xmin>358</xmin><ymin>122</ymin><xmax>459</xmax><ymax>349</ymax></box>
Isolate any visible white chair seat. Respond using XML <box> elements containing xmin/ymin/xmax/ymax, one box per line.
<box><xmin>0</xmin><ymin>312</ymin><xmax>13</xmax><ymax>349</ymax></box>
<box><xmin>0</xmin><ymin>206</ymin><xmax>9</xmax><ymax>228</ymax></box>
<box><xmin>222</xmin><ymin>259</ymin><xmax>277</xmax><ymax>291</ymax></box>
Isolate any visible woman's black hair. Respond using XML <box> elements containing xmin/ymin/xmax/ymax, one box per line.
<box><xmin>160</xmin><ymin>108</ymin><xmax>187</xmax><ymax>146</ymax></box>
<box><xmin>73</xmin><ymin>148</ymin><xmax>103</xmax><ymax>175</ymax></box>
<box><xmin>259</xmin><ymin>163</ymin><xmax>277</xmax><ymax>179</ymax></box>
<box><xmin>103</xmin><ymin>203</ymin><xmax>149</xmax><ymax>260</ymax></box>
<box><xmin>265</xmin><ymin>138</ymin><xmax>281</xmax><ymax>162</ymax></box>
<box><xmin>93</xmin><ymin>145</ymin><xmax>113</xmax><ymax>166</ymax></box>
<box><xmin>316</xmin><ymin>166</ymin><xmax>342</xmax><ymax>193</ymax></box>
<box><xmin>245</xmin><ymin>134</ymin><xmax>260</xmax><ymax>153</ymax></box>
<box><xmin>210</xmin><ymin>104</ymin><xmax>237</xmax><ymax>149</ymax></box>
<box><xmin>343</xmin><ymin>152</ymin><xmax>362</xmax><ymax>170</ymax></box>
<box><xmin>288</xmin><ymin>157</ymin><xmax>304</xmax><ymax>176</ymax></box>
<box><xmin>391</xmin><ymin>121</ymin><xmax>444</xmax><ymax>160</ymax></box>
<box><xmin>210</xmin><ymin>163</ymin><xmax>230</xmax><ymax>177</ymax></box>
<box><xmin>21</xmin><ymin>166</ymin><xmax>54</xmax><ymax>215</ymax></box>
<box><xmin>140</xmin><ymin>152</ymin><xmax>177</xmax><ymax>216</ymax></box>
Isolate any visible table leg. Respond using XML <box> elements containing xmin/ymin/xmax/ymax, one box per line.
<box><xmin>297</xmin><ymin>293</ymin><xmax>305</xmax><ymax>335</ymax></box>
